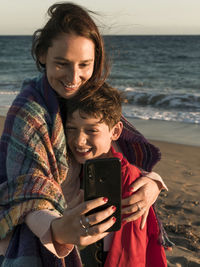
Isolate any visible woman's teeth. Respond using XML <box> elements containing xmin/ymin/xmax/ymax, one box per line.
<box><xmin>63</xmin><ymin>82</ymin><xmax>76</xmax><ymax>88</ymax></box>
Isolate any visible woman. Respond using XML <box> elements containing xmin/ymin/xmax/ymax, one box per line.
<box><xmin>0</xmin><ymin>2</ymin><xmax>170</xmax><ymax>266</ymax></box>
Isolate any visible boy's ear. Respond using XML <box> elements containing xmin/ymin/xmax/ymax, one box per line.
<box><xmin>111</xmin><ymin>121</ymin><xmax>123</xmax><ymax>141</ymax></box>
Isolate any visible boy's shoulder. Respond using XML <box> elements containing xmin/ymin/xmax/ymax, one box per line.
<box><xmin>111</xmin><ymin>146</ymin><xmax>141</xmax><ymax>181</ymax></box>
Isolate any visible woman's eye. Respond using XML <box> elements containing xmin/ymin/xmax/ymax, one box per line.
<box><xmin>56</xmin><ymin>62</ymin><xmax>68</xmax><ymax>67</ymax></box>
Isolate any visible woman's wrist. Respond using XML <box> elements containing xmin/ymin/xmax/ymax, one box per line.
<box><xmin>149</xmin><ymin>177</ymin><xmax>163</xmax><ymax>191</ymax></box>
<box><xmin>51</xmin><ymin>217</ymin><xmax>74</xmax><ymax>255</ymax></box>
<box><xmin>141</xmin><ymin>170</ymin><xmax>168</xmax><ymax>191</ymax></box>
<box><xmin>51</xmin><ymin>217</ymin><xmax>65</xmax><ymax>245</ymax></box>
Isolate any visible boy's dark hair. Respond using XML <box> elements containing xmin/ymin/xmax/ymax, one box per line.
<box><xmin>65</xmin><ymin>83</ymin><xmax>123</xmax><ymax>129</ymax></box>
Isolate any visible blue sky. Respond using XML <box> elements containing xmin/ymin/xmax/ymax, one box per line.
<box><xmin>0</xmin><ymin>0</ymin><xmax>200</xmax><ymax>35</ymax></box>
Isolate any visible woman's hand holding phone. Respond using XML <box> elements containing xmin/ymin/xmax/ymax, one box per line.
<box><xmin>51</xmin><ymin>191</ymin><xmax>116</xmax><ymax>247</ymax></box>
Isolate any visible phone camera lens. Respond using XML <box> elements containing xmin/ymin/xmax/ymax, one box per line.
<box><xmin>99</xmin><ymin>177</ymin><xmax>106</xmax><ymax>183</ymax></box>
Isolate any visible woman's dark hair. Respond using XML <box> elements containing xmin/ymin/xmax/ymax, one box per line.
<box><xmin>32</xmin><ymin>2</ymin><xmax>110</xmax><ymax>90</ymax></box>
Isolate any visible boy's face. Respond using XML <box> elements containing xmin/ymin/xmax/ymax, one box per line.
<box><xmin>66</xmin><ymin>110</ymin><xmax>122</xmax><ymax>164</ymax></box>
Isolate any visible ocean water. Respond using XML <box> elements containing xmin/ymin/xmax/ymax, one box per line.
<box><xmin>0</xmin><ymin>35</ymin><xmax>200</xmax><ymax>124</ymax></box>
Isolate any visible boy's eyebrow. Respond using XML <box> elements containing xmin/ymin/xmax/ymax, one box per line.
<box><xmin>66</xmin><ymin>122</ymin><xmax>101</xmax><ymax>126</ymax></box>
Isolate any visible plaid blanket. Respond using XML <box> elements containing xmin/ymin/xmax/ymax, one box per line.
<box><xmin>0</xmin><ymin>74</ymin><xmax>83</xmax><ymax>266</ymax></box>
<box><xmin>0</xmin><ymin>74</ymin><xmax>168</xmax><ymax>266</ymax></box>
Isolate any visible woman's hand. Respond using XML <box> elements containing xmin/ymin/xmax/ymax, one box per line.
<box><xmin>121</xmin><ymin>176</ymin><xmax>162</xmax><ymax>229</ymax></box>
<box><xmin>51</xmin><ymin>191</ymin><xmax>116</xmax><ymax>246</ymax></box>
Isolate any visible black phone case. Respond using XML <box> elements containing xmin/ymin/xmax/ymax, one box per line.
<box><xmin>83</xmin><ymin>157</ymin><xmax>121</xmax><ymax>232</ymax></box>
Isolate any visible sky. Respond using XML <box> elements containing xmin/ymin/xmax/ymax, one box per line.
<box><xmin>0</xmin><ymin>0</ymin><xmax>200</xmax><ymax>35</ymax></box>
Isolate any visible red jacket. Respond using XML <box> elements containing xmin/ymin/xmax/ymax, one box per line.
<box><xmin>104</xmin><ymin>148</ymin><xmax>167</xmax><ymax>267</ymax></box>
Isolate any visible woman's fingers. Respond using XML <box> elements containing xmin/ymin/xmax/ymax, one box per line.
<box><xmin>122</xmin><ymin>176</ymin><xmax>160</xmax><ymax>215</ymax></box>
<box><xmin>88</xmin><ymin>216</ymin><xmax>116</xmax><ymax>235</ymax></box>
<box><xmin>122</xmin><ymin>200</ymin><xmax>145</xmax><ymax>214</ymax></box>
<box><xmin>85</xmin><ymin>205</ymin><xmax>116</xmax><ymax>226</ymax></box>
<box><xmin>122</xmin><ymin>201</ymin><xmax>146</xmax><ymax>222</ymax></box>
<box><xmin>129</xmin><ymin>177</ymin><xmax>160</xmax><ymax>206</ymax></box>
<box><xmin>74</xmin><ymin>197</ymin><xmax>109</xmax><ymax>216</ymax></box>
<box><xmin>129</xmin><ymin>176</ymin><xmax>148</xmax><ymax>192</ymax></box>
<box><xmin>59</xmin><ymin>197</ymin><xmax>117</xmax><ymax>246</ymax></box>
<box><xmin>140</xmin><ymin>210</ymin><xmax>149</xmax><ymax>229</ymax></box>
<box><xmin>122</xmin><ymin>210</ymin><xmax>144</xmax><ymax>223</ymax></box>
<box><xmin>122</xmin><ymin>207</ymin><xmax>150</xmax><ymax>225</ymax></box>
<box><xmin>122</xmin><ymin>192</ymin><xmax>145</xmax><ymax>207</ymax></box>
<box><xmin>79</xmin><ymin>216</ymin><xmax>116</xmax><ymax>246</ymax></box>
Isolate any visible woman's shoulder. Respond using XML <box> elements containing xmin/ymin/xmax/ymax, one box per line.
<box><xmin>11</xmin><ymin>74</ymin><xmax>51</xmax><ymax>113</ymax></box>
<box><xmin>5</xmin><ymin>74</ymin><xmax>54</xmax><ymax>130</ymax></box>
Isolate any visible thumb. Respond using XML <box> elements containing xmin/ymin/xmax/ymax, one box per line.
<box><xmin>67</xmin><ymin>190</ymin><xmax>84</xmax><ymax>209</ymax></box>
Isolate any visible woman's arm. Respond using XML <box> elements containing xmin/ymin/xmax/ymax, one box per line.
<box><xmin>25</xmin><ymin>192</ymin><xmax>117</xmax><ymax>257</ymax></box>
<box><xmin>113</xmin><ymin>141</ymin><xmax>167</xmax><ymax>229</ymax></box>
<box><xmin>139</xmin><ymin>170</ymin><xmax>168</xmax><ymax>191</ymax></box>
<box><xmin>25</xmin><ymin>209</ymin><xmax>74</xmax><ymax>258</ymax></box>
<box><xmin>122</xmin><ymin>176</ymin><xmax>162</xmax><ymax>229</ymax></box>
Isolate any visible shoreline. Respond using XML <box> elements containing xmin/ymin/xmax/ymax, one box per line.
<box><xmin>127</xmin><ymin>117</ymin><xmax>200</xmax><ymax>147</ymax></box>
<box><xmin>0</xmin><ymin>115</ymin><xmax>200</xmax><ymax>265</ymax></box>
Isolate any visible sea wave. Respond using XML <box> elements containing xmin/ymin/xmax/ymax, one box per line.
<box><xmin>0</xmin><ymin>91</ymin><xmax>19</xmax><ymax>95</ymax></box>
<box><xmin>122</xmin><ymin>105</ymin><xmax>200</xmax><ymax>124</ymax></box>
<box><xmin>124</xmin><ymin>88</ymin><xmax>200</xmax><ymax>111</ymax></box>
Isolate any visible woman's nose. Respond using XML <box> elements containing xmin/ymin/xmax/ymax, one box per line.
<box><xmin>67</xmin><ymin>65</ymin><xmax>80</xmax><ymax>84</ymax></box>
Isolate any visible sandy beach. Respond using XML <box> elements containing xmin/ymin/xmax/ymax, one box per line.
<box><xmin>0</xmin><ymin>115</ymin><xmax>199</xmax><ymax>266</ymax></box>
<box><xmin>151</xmin><ymin>140</ymin><xmax>200</xmax><ymax>266</ymax></box>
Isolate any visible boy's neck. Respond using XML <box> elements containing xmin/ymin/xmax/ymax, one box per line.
<box><xmin>98</xmin><ymin>146</ymin><xmax>113</xmax><ymax>159</ymax></box>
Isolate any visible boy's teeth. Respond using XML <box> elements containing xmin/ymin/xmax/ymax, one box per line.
<box><xmin>76</xmin><ymin>148</ymin><xmax>90</xmax><ymax>153</ymax></box>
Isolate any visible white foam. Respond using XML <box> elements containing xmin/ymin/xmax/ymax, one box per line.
<box><xmin>122</xmin><ymin>105</ymin><xmax>200</xmax><ymax>124</ymax></box>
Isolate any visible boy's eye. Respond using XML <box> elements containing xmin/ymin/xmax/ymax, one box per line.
<box><xmin>65</xmin><ymin>126</ymin><xmax>76</xmax><ymax>131</ymax></box>
<box><xmin>80</xmin><ymin>63</ymin><xmax>89</xmax><ymax>68</ymax></box>
<box><xmin>87</xmin><ymin>129</ymin><xmax>98</xmax><ymax>134</ymax></box>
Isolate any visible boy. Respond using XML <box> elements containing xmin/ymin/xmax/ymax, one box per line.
<box><xmin>65</xmin><ymin>83</ymin><xmax>167</xmax><ymax>267</ymax></box>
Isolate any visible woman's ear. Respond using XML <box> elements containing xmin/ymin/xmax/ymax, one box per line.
<box><xmin>111</xmin><ymin>121</ymin><xmax>123</xmax><ymax>141</ymax></box>
<box><xmin>39</xmin><ymin>54</ymin><xmax>46</xmax><ymax>65</ymax></box>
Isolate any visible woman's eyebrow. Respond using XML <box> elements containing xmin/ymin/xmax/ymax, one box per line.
<box><xmin>54</xmin><ymin>56</ymin><xmax>94</xmax><ymax>63</ymax></box>
<box><xmin>54</xmin><ymin>56</ymin><xmax>70</xmax><ymax>61</ymax></box>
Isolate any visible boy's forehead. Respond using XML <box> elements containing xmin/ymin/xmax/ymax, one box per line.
<box><xmin>66</xmin><ymin>110</ymin><xmax>102</xmax><ymax>124</ymax></box>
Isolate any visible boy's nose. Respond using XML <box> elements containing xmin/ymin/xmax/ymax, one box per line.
<box><xmin>75</xmin><ymin>132</ymin><xmax>87</xmax><ymax>146</ymax></box>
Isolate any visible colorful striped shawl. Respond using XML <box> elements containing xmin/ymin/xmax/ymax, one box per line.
<box><xmin>0</xmin><ymin>75</ymin><xmax>68</xmax><ymax>240</ymax></box>
<box><xmin>0</xmin><ymin>74</ymin><xmax>166</xmax><ymax>266</ymax></box>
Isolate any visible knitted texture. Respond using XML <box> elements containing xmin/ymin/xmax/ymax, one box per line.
<box><xmin>0</xmin><ymin>75</ymin><xmax>68</xmax><ymax>240</ymax></box>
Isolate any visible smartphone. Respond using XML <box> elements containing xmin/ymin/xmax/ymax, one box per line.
<box><xmin>83</xmin><ymin>157</ymin><xmax>121</xmax><ymax>232</ymax></box>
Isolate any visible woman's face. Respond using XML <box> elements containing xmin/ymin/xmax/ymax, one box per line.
<box><xmin>40</xmin><ymin>33</ymin><xmax>95</xmax><ymax>99</ymax></box>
